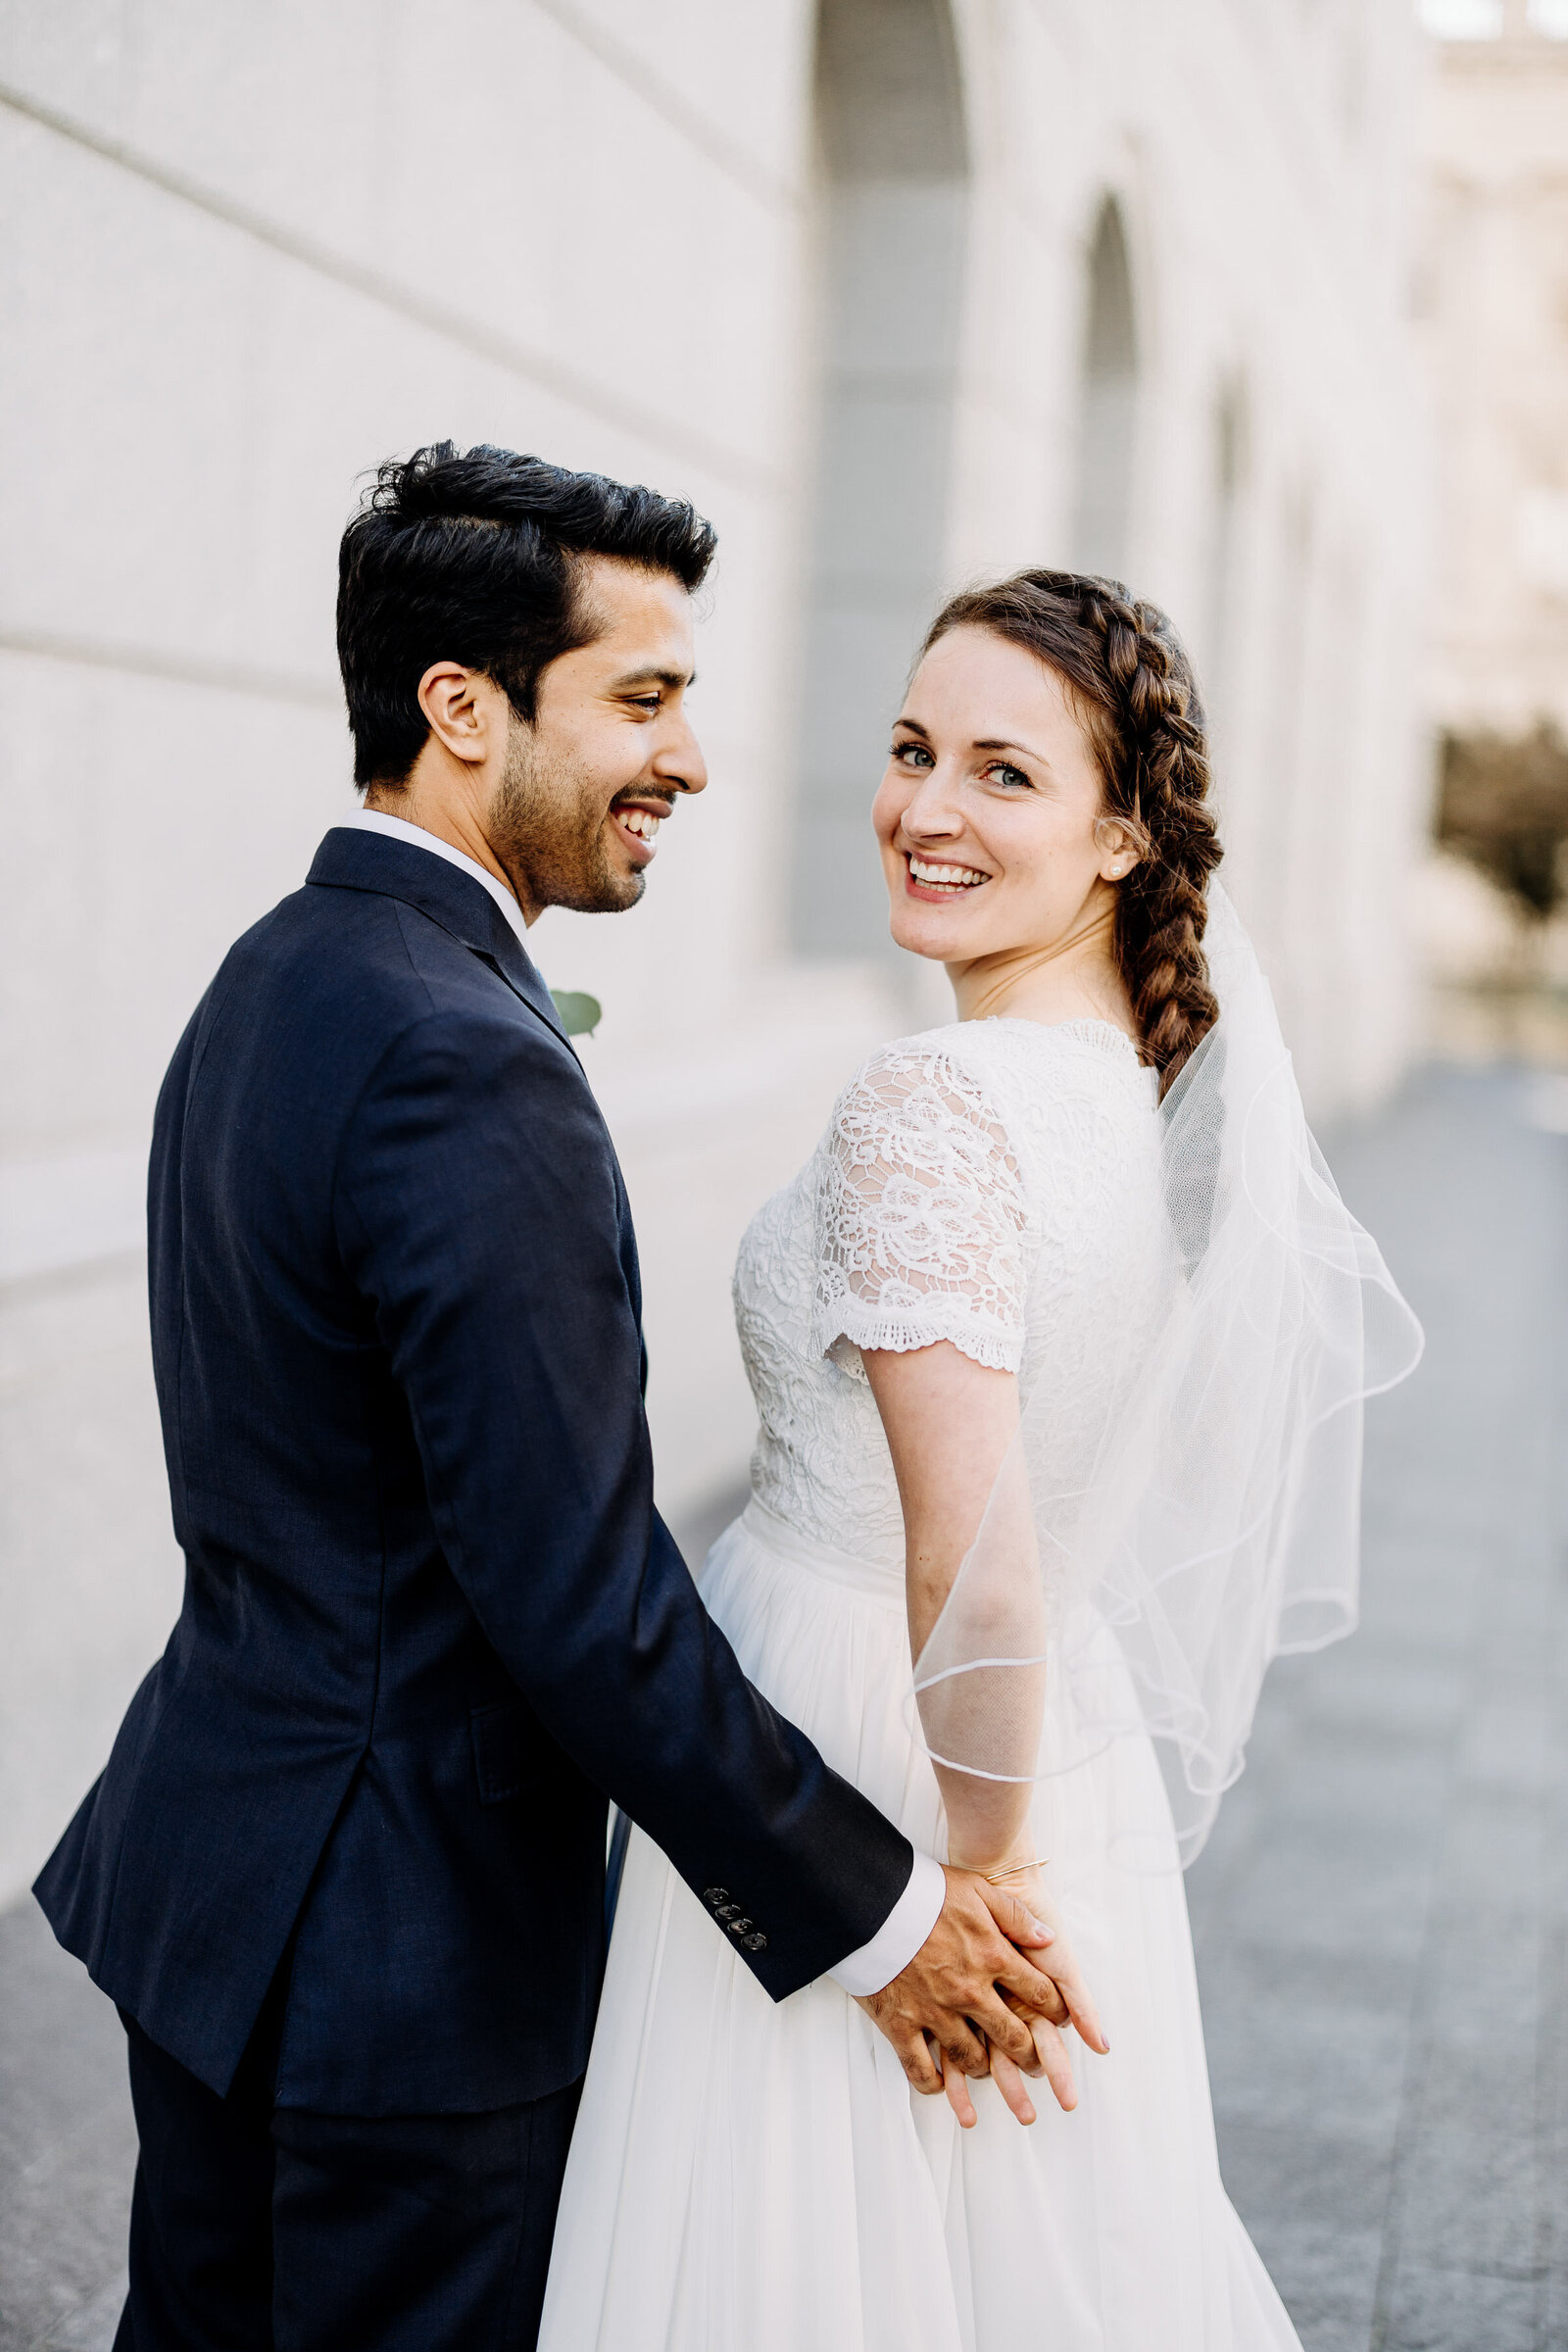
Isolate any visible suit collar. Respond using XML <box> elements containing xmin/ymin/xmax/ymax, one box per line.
<box><xmin>308</xmin><ymin>827</ymin><xmax>571</xmax><ymax>1049</ymax></box>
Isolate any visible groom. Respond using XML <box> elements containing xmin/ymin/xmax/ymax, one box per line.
<box><xmin>36</xmin><ymin>444</ymin><xmax>1064</xmax><ymax>2351</ymax></box>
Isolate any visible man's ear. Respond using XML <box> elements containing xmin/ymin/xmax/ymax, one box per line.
<box><xmin>416</xmin><ymin>662</ymin><xmax>490</xmax><ymax>766</ymax></box>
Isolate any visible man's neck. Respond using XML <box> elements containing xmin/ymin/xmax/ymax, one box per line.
<box><xmin>362</xmin><ymin>781</ymin><xmax>536</xmax><ymax>924</ymax></box>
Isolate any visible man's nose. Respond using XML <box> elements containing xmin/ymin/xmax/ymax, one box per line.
<box><xmin>654</xmin><ymin>710</ymin><xmax>709</xmax><ymax>797</ymax></box>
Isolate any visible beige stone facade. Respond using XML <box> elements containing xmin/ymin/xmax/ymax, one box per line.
<box><xmin>1420</xmin><ymin>2</ymin><xmax>1568</xmax><ymax>735</ymax></box>
<box><xmin>0</xmin><ymin>0</ymin><xmax>1430</xmax><ymax>1902</ymax></box>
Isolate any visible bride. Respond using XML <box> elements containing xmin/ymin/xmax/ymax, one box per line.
<box><xmin>539</xmin><ymin>569</ymin><xmax>1420</xmax><ymax>2350</ymax></box>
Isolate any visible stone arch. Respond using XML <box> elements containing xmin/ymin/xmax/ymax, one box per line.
<box><xmin>792</xmin><ymin>0</ymin><xmax>970</xmax><ymax>956</ymax></box>
<box><xmin>1072</xmin><ymin>196</ymin><xmax>1141</xmax><ymax>581</ymax></box>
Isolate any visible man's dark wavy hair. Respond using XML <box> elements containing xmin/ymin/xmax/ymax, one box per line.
<box><xmin>336</xmin><ymin>442</ymin><xmax>717</xmax><ymax>788</ymax></box>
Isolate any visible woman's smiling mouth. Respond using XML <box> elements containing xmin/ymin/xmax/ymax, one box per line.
<box><xmin>905</xmin><ymin>852</ymin><xmax>991</xmax><ymax>900</ymax></box>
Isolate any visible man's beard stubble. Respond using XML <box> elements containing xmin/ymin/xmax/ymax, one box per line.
<box><xmin>489</xmin><ymin>715</ymin><xmax>645</xmax><ymax>917</ymax></box>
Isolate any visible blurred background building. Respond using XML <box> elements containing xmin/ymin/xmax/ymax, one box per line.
<box><xmin>0</xmin><ymin>0</ymin><xmax>1482</xmax><ymax>1914</ymax></box>
<box><xmin>1414</xmin><ymin>0</ymin><xmax>1568</xmax><ymax>1017</ymax></box>
<box><xmin>1422</xmin><ymin>0</ymin><xmax>1568</xmax><ymax>737</ymax></box>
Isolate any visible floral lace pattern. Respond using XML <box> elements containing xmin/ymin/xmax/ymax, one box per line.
<box><xmin>734</xmin><ymin>1019</ymin><xmax>1162</xmax><ymax>1571</ymax></box>
<box><xmin>812</xmin><ymin>1045</ymin><xmax>1032</xmax><ymax>1378</ymax></box>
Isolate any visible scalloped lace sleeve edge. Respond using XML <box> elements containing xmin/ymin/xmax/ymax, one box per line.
<box><xmin>814</xmin><ymin>1297</ymin><xmax>1023</xmax><ymax>1385</ymax></box>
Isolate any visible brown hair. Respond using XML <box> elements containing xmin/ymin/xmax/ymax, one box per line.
<box><xmin>923</xmin><ymin>569</ymin><xmax>1222</xmax><ymax>1097</ymax></box>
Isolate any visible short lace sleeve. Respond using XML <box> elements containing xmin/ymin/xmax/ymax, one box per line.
<box><xmin>811</xmin><ymin>1043</ymin><xmax>1032</xmax><ymax>1380</ymax></box>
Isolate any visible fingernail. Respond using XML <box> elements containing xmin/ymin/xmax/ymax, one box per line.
<box><xmin>1028</xmin><ymin>1916</ymin><xmax>1054</xmax><ymax>1940</ymax></box>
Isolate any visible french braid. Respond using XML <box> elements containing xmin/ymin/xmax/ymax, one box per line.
<box><xmin>923</xmin><ymin>569</ymin><xmax>1222</xmax><ymax>1097</ymax></box>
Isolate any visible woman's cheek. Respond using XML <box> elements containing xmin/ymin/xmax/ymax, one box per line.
<box><xmin>871</xmin><ymin>775</ymin><xmax>907</xmax><ymax>847</ymax></box>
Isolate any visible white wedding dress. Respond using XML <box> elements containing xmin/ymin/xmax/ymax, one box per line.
<box><xmin>539</xmin><ymin>1015</ymin><xmax>1301</xmax><ymax>2352</ymax></box>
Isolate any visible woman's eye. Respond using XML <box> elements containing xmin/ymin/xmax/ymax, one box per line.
<box><xmin>893</xmin><ymin>740</ymin><xmax>933</xmax><ymax>768</ymax></box>
<box><xmin>985</xmin><ymin>761</ymin><xmax>1032</xmax><ymax>791</ymax></box>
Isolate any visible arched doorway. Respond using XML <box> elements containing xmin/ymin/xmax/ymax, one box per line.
<box><xmin>792</xmin><ymin>0</ymin><xmax>970</xmax><ymax>956</ymax></box>
<box><xmin>1072</xmin><ymin>198</ymin><xmax>1140</xmax><ymax>581</ymax></box>
<box><xmin>1202</xmin><ymin>377</ymin><xmax>1248</xmax><ymax>747</ymax></box>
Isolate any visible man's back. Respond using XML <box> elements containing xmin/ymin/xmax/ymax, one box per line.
<box><xmin>39</xmin><ymin>831</ymin><xmax>627</xmax><ymax>2107</ymax></box>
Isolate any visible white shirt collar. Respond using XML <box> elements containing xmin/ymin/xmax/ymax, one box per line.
<box><xmin>337</xmin><ymin>808</ymin><xmax>532</xmax><ymax>956</ymax></box>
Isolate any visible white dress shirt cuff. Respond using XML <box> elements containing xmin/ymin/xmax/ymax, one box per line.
<box><xmin>828</xmin><ymin>1849</ymin><xmax>946</xmax><ymax>1997</ymax></box>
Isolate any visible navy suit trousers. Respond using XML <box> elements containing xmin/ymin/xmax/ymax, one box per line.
<box><xmin>114</xmin><ymin>2001</ymin><xmax>580</xmax><ymax>2352</ymax></box>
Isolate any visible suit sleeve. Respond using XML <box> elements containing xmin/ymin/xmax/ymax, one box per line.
<box><xmin>333</xmin><ymin>1005</ymin><xmax>916</xmax><ymax>1999</ymax></box>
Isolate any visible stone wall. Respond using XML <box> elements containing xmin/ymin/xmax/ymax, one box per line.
<box><xmin>0</xmin><ymin>0</ymin><xmax>1429</xmax><ymax>1904</ymax></box>
<box><xmin>1419</xmin><ymin>4</ymin><xmax>1568</xmax><ymax>735</ymax></box>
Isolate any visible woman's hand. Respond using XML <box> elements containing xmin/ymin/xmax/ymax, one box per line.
<box><xmin>938</xmin><ymin>1867</ymin><xmax>1108</xmax><ymax>2129</ymax></box>
<box><xmin>1003</xmin><ymin>1867</ymin><xmax>1106</xmax><ymax>2049</ymax></box>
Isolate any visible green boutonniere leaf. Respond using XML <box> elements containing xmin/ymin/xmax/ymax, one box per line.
<box><xmin>550</xmin><ymin>988</ymin><xmax>602</xmax><ymax>1039</ymax></box>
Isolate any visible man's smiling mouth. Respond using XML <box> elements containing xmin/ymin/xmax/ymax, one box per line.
<box><xmin>611</xmin><ymin>802</ymin><xmax>669</xmax><ymax>859</ymax></box>
<box><xmin>906</xmin><ymin>852</ymin><xmax>990</xmax><ymax>896</ymax></box>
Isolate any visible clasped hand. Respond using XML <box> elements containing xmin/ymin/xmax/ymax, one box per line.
<box><xmin>856</xmin><ymin>1864</ymin><xmax>1106</xmax><ymax>2131</ymax></box>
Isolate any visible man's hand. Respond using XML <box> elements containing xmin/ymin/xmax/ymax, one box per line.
<box><xmin>855</xmin><ymin>1865</ymin><xmax>1071</xmax><ymax>2093</ymax></box>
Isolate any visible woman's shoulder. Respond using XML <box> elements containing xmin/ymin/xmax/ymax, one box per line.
<box><xmin>823</xmin><ymin>1033</ymin><xmax>1013</xmax><ymax>1204</ymax></box>
<box><xmin>824</xmin><ymin>1021</ymin><xmax>1159</xmax><ymax>1242</ymax></box>
<box><xmin>830</xmin><ymin>1025</ymin><xmax>1018</xmax><ymax>1162</ymax></box>
<box><xmin>839</xmin><ymin>1016</ymin><xmax>1153</xmax><ymax>1128</ymax></box>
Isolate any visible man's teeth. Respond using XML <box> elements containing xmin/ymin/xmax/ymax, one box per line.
<box><xmin>618</xmin><ymin>808</ymin><xmax>662</xmax><ymax>841</ymax></box>
<box><xmin>908</xmin><ymin>855</ymin><xmax>986</xmax><ymax>891</ymax></box>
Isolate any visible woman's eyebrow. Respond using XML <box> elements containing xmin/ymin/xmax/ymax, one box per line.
<box><xmin>972</xmin><ymin>736</ymin><xmax>1047</xmax><ymax>763</ymax></box>
<box><xmin>893</xmin><ymin>719</ymin><xmax>1051</xmax><ymax>766</ymax></box>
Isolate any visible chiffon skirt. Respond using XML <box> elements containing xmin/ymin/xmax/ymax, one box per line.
<box><xmin>538</xmin><ymin>1500</ymin><xmax>1301</xmax><ymax>2352</ymax></box>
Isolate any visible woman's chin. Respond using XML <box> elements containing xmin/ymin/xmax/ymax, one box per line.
<box><xmin>887</xmin><ymin>901</ymin><xmax>976</xmax><ymax>963</ymax></box>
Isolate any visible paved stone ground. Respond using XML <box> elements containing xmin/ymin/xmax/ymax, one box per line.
<box><xmin>2</xmin><ymin>1062</ymin><xmax>1563</xmax><ymax>2352</ymax></box>
<box><xmin>0</xmin><ymin>1903</ymin><xmax>135</xmax><ymax>2351</ymax></box>
<box><xmin>1188</xmin><ymin>1062</ymin><xmax>1568</xmax><ymax>2352</ymax></box>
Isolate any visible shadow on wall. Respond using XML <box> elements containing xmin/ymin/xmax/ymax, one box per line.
<box><xmin>1072</xmin><ymin>197</ymin><xmax>1139</xmax><ymax>582</ymax></box>
<box><xmin>792</xmin><ymin>0</ymin><xmax>970</xmax><ymax>960</ymax></box>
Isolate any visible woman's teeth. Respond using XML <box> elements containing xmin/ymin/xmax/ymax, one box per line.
<box><xmin>907</xmin><ymin>854</ymin><xmax>987</xmax><ymax>893</ymax></box>
<box><xmin>618</xmin><ymin>808</ymin><xmax>662</xmax><ymax>841</ymax></box>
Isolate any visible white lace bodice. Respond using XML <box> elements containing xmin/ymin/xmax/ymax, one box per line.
<box><xmin>735</xmin><ymin>1018</ymin><xmax>1165</xmax><ymax>1571</ymax></box>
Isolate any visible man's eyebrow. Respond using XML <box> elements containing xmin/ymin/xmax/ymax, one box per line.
<box><xmin>607</xmin><ymin>664</ymin><xmax>694</xmax><ymax>692</ymax></box>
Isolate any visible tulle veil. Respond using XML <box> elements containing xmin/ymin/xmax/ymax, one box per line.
<box><xmin>909</xmin><ymin>883</ymin><xmax>1425</xmax><ymax>1866</ymax></box>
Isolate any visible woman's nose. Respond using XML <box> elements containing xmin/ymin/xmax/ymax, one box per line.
<box><xmin>903</xmin><ymin>765</ymin><xmax>964</xmax><ymax>838</ymax></box>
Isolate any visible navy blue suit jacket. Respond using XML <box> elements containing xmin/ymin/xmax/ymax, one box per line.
<box><xmin>35</xmin><ymin>828</ymin><xmax>913</xmax><ymax>2114</ymax></box>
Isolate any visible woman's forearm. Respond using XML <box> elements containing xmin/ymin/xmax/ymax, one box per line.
<box><xmin>916</xmin><ymin>1504</ymin><xmax>1048</xmax><ymax>1872</ymax></box>
<box><xmin>935</xmin><ymin>1761</ymin><xmax>1039</xmax><ymax>1872</ymax></box>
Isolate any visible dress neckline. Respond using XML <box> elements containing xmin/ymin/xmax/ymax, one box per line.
<box><xmin>973</xmin><ymin>1013</ymin><xmax>1142</xmax><ymax>1061</ymax></box>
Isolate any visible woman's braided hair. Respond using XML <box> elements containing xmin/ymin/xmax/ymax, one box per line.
<box><xmin>923</xmin><ymin>569</ymin><xmax>1223</xmax><ymax>1098</ymax></box>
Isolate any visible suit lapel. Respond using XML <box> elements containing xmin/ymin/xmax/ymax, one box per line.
<box><xmin>469</xmin><ymin>930</ymin><xmax>574</xmax><ymax>1050</ymax></box>
<box><xmin>308</xmin><ymin>829</ymin><xmax>573</xmax><ymax>1052</ymax></box>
